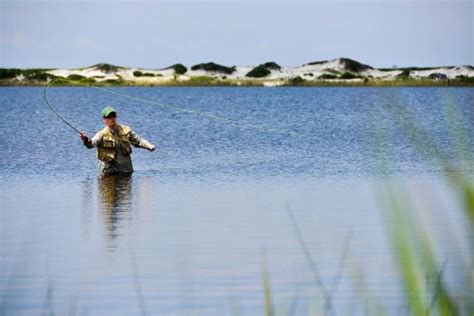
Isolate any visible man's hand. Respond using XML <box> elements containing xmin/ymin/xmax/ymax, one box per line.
<box><xmin>80</xmin><ymin>132</ymin><xmax>92</xmax><ymax>147</ymax></box>
<box><xmin>80</xmin><ymin>132</ymin><xmax>89</xmax><ymax>141</ymax></box>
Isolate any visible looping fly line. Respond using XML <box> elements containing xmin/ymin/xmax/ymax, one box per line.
<box><xmin>44</xmin><ymin>77</ymin><xmax>311</xmax><ymax>139</ymax></box>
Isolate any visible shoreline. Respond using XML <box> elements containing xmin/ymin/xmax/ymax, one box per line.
<box><xmin>2</xmin><ymin>58</ymin><xmax>473</xmax><ymax>87</ymax></box>
<box><xmin>1</xmin><ymin>79</ymin><xmax>473</xmax><ymax>87</ymax></box>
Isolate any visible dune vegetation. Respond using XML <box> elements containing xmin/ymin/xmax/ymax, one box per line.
<box><xmin>1</xmin><ymin>58</ymin><xmax>473</xmax><ymax>87</ymax></box>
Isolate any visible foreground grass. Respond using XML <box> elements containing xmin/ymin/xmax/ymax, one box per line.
<box><xmin>263</xmin><ymin>89</ymin><xmax>473</xmax><ymax>315</ymax></box>
<box><xmin>380</xmin><ymin>90</ymin><xmax>473</xmax><ymax>315</ymax></box>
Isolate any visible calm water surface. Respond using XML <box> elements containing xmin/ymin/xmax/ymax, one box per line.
<box><xmin>0</xmin><ymin>87</ymin><xmax>473</xmax><ymax>315</ymax></box>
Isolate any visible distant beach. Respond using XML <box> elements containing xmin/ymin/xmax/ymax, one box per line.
<box><xmin>1</xmin><ymin>58</ymin><xmax>473</xmax><ymax>87</ymax></box>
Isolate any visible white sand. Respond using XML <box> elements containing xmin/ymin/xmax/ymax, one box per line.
<box><xmin>45</xmin><ymin>59</ymin><xmax>474</xmax><ymax>83</ymax></box>
<box><xmin>411</xmin><ymin>66</ymin><xmax>473</xmax><ymax>79</ymax></box>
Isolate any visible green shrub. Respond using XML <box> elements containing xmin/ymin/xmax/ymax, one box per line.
<box><xmin>428</xmin><ymin>73</ymin><xmax>448</xmax><ymax>80</ymax></box>
<box><xmin>262</xmin><ymin>62</ymin><xmax>281</xmax><ymax>70</ymax></box>
<box><xmin>318</xmin><ymin>73</ymin><xmax>337</xmax><ymax>79</ymax></box>
<box><xmin>133</xmin><ymin>70</ymin><xmax>154</xmax><ymax>77</ymax></box>
<box><xmin>0</xmin><ymin>68</ymin><xmax>57</xmax><ymax>82</ymax></box>
<box><xmin>396</xmin><ymin>70</ymin><xmax>411</xmax><ymax>80</ymax></box>
<box><xmin>93</xmin><ymin>63</ymin><xmax>121</xmax><ymax>73</ymax></box>
<box><xmin>455</xmin><ymin>75</ymin><xmax>474</xmax><ymax>83</ymax></box>
<box><xmin>304</xmin><ymin>73</ymin><xmax>314</xmax><ymax>77</ymax></box>
<box><xmin>0</xmin><ymin>68</ymin><xmax>21</xmax><ymax>79</ymax></box>
<box><xmin>103</xmin><ymin>79</ymin><xmax>122</xmax><ymax>85</ymax></box>
<box><xmin>306</xmin><ymin>60</ymin><xmax>328</xmax><ymax>66</ymax></box>
<box><xmin>67</xmin><ymin>74</ymin><xmax>86</xmax><ymax>81</ymax></box>
<box><xmin>339</xmin><ymin>58</ymin><xmax>373</xmax><ymax>72</ymax></box>
<box><xmin>287</xmin><ymin>76</ymin><xmax>305</xmax><ymax>86</ymax></box>
<box><xmin>191</xmin><ymin>62</ymin><xmax>236</xmax><ymax>74</ymax></box>
<box><xmin>167</xmin><ymin>64</ymin><xmax>187</xmax><ymax>75</ymax></box>
<box><xmin>56</xmin><ymin>76</ymin><xmax>95</xmax><ymax>85</ymax></box>
<box><xmin>340</xmin><ymin>72</ymin><xmax>359</xmax><ymax>79</ymax></box>
<box><xmin>21</xmin><ymin>68</ymin><xmax>53</xmax><ymax>75</ymax></box>
<box><xmin>246</xmin><ymin>65</ymin><xmax>271</xmax><ymax>78</ymax></box>
<box><xmin>245</xmin><ymin>61</ymin><xmax>281</xmax><ymax>78</ymax></box>
<box><xmin>25</xmin><ymin>71</ymin><xmax>54</xmax><ymax>81</ymax></box>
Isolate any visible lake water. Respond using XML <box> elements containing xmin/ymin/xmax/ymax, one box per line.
<box><xmin>0</xmin><ymin>87</ymin><xmax>473</xmax><ymax>315</ymax></box>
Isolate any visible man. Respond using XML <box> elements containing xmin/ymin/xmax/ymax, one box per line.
<box><xmin>80</xmin><ymin>106</ymin><xmax>155</xmax><ymax>175</ymax></box>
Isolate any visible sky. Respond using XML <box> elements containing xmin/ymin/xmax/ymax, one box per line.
<box><xmin>0</xmin><ymin>0</ymin><xmax>472</xmax><ymax>69</ymax></box>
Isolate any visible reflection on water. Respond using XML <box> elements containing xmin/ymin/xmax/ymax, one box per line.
<box><xmin>0</xmin><ymin>166</ymin><xmax>471</xmax><ymax>315</ymax></box>
<box><xmin>97</xmin><ymin>175</ymin><xmax>133</xmax><ymax>245</ymax></box>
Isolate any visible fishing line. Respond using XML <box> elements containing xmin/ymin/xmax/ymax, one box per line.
<box><xmin>44</xmin><ymin>77</ymin><xmax>313</xmax><ymax>140</ymax></box>
<box><xmin>44</xmin><ymin>79</ymin><xmax>82</xmax><ymax>134</ymax></box>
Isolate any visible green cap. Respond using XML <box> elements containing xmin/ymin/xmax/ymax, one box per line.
<box><xmin>101</xmin><ymin>106</ymin><xmax>116</xmax><ymax>118</ymax></box>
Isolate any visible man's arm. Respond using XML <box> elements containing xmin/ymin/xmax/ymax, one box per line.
<box><xmin>129</xmin><ymin>130</ymin><xmax>155</xmax><ymax>151</ymax></box>
<box><xmin>80</xmin><ymin>131</ymin><xmax>102</xmax><ymax>149</ymax></box>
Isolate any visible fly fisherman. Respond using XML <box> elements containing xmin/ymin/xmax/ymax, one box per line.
<box><xmin>79</xmin><ymin>106</ymin><xmax>155</xmax><ymax>176</ymax></box>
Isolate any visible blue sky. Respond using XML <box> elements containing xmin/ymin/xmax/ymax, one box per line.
<box><xmin>0</xmin><ymin>0</ymin><xmax>472</xmax><ymax>68</ymax></box>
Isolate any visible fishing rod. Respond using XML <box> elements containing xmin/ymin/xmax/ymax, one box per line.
<box><xmin>44</xmin><ymin>78</ymin><xmax>82</xmax><ymax>134</ymax></box>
